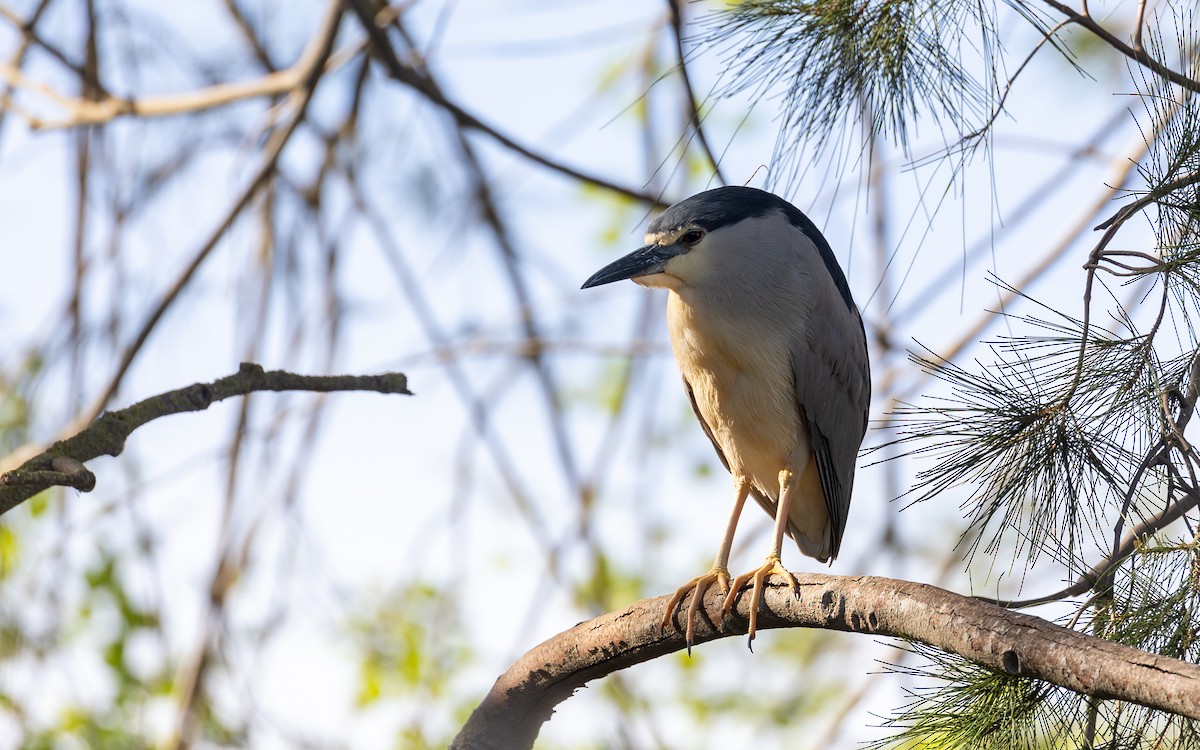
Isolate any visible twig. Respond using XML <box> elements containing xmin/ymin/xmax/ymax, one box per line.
<box><xmin>0</xmin><ymin>3</ymin><xmax>103</xmax><ymax>94</ymax></box>
<box><xmin>0</xmin><ymin>0</ymin><xmax>346</xmax><ymax>130</ymax></box>
<box><xmin>346</xmin><ymin>0</ymin><xmax>672</xmax><ymax>209</ymax></box>
<box><xmin>0</xmin><ymin>363</ymin><xmax>411</xmax><ymax>516</ymax></box>
<box><xmin>1133</xmin><ymin>0</ymin><xmax>1148</xmax><ymax>52</ymax></box>
<box><xmin>665</xmin><ymin>0</ymin><xmax>725</xmax><ymax>184</ymax></box>
<box><xmin>220</xmin><ymin>0</ymin><xmax>278</xmax><ymax>71</ymax></box>
<box><xmin>1039</xmin><ymin>0</ymin><xmax>1200</xmax><ymax>93</ymax></box>
<box><xmin>1094</xmin><ymin>171</ymin><xmax>1200</xmax><ymax>232</ymax></box>
<box><xmin>960</xmin><ymin>19</ymin><xmax>1072</xmax><ymax>147</ymax></box>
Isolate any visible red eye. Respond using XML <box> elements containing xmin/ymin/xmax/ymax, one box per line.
<box><xmin>680</xmin><ymin>229</ymin><xmax>704</xmax><ymax>245</ymax></box>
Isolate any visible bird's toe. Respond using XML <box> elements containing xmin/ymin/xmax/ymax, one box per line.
<box><xmin>723</xmin><ymin>556</ymin><xmax>800</xmax><ymax>644</ymax></box>
<box><xmin>662</xmin><ymin>567</ymin><xmax>733</xmax><ymax>651</ymax></box>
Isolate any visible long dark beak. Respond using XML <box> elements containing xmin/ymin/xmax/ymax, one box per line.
<box><xmin>581</xmin><ymin>244</ymin><xmax>682</xmax><ymax>289</ymax></box>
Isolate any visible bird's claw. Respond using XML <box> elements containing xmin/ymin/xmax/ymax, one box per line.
<box><xmin>662</xmin><ymin>566</ymin><xmax>732</xmax><ymax>652</ymax></box>
<box><xmin>722</xmin><ymin>555</ymin><xmax>800</xmax><ymax>645</ymax></box>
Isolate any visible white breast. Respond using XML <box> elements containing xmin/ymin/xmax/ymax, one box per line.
<box><xmin>667</xmin><ymin>289</ymin><xmax>806</xmax><ymax>499</ymax></box>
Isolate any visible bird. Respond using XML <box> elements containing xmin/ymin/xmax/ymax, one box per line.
<box><xmin>581</xmin><ymin>186</ymin><xmax>870</xmax><ymax>648</ymax></box>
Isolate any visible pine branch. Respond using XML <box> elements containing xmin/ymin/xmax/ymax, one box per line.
<box><xmin>1037</xmin><ymin>0</ymin><xmax>1200</xmax><ymax>94</ymax></box>
<box><xmin>451</xmin><ymin>574</ymin><xmax>1200</xmax><ymax>749</ymax></box>
<box><xmin>988</xmin><ymin>485</ymin><xmax>1199</xmax><ymax>608</ymax></box>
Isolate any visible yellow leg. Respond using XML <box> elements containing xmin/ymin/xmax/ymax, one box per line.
<box><xmin>662</xmin><ymin>478</ymin><xmax>751</xmax><ymax>650</ymax></box>
<box><xmin>722</xmin><ymin>469</ymin><xmax>802</xmax><ymax>644</ymax></box>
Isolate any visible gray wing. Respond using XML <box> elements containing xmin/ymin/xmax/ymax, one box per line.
<box><xmin>792</xmin><ymin>300</ymin><xmax>871</xmax><ymax>559</ymax></box>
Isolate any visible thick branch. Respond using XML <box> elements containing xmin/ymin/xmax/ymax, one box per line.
<box><xmin>452</xmin><ymin>573</ymin><xmax>1200</xmax><ymax>749</ymax></box>
<box><xmin>0</xmin><ymin>362</ymin><xmax>411</xmax><ymax>516</ymax></box>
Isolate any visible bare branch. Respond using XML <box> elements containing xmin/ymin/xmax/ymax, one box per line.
<box><xmin>346</xmin><ymin>0</ymin><xmax>671</xmax><ymax>209</ymax></box>
<box><xmin>452</xmin><ymin>573</ymin><xmax>1200</xmax><ymax>750</ymax></box>
<box><xmin>0</xmin><ymin>363</ymin><xmax>411</xmax><ymax>516</ymax></box>
<box><xmin>1040</xmin><ymin>0</ymin><xmax>1200</xmax><ymax>93</ymax></box>
<box><xmin>665</xmin><ymin>0</ymin><xmax>725</xmax><ymax>184</ymax></box>
<box><xmin>76</xmin><ymin>0</ymin><xmax>342</xmax><ymax>426</ymax></box>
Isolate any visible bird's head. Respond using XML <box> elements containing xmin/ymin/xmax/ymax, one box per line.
<box><xmin>580</xmin><ymin>224</ymin><xmax>705</xmax><ymax>292</ymax></box>
<box><xmin>581</xmin><ymin>186</ymin><xmax>855</xmax><ymax>310</ymax></box>
<box><xmin>581</xmin><ymin>186</ymin><xmax>809</xmax><ymax>292</ymax></box>
<box><xmin>580</xmin><ymin>188</ymin><xmax>746</xmax><ymax>293</ymax></box>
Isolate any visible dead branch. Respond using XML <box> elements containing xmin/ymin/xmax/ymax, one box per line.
<box><xmin>0</xmin><ymin>362</ymin><xmax>411</xmax><ymax>516</ymax></box>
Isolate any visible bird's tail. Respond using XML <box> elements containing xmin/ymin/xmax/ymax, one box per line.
<box><xmin>786</xmin><ymin>458</ymin><xmax>833</xmax><ymax>562</ymax></box>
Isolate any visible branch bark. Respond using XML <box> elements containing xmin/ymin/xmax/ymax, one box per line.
<box><xmin>0</xmin><ymin>362</ymin><xmax>411</xmax><ymax>516</ymax></box>
<box><xmin>452</xmin><ymin>573</ymin><xmax>1200</xmax><ymax>749</ymax></box>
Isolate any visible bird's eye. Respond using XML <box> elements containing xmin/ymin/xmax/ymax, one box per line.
<box><xmin>680</xmin><ymin>229</ymin><xmax>704</xmax><ymax>246</ymax></box>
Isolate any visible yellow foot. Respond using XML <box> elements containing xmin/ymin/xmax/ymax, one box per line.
<box><xmin>721</xmin><ymin>555</ymin><xmax>800</xmax><ymax>645</ymax></box>
<box><xmin>661</xmin><ymin>566</ymin><xmax>732</xmax><ymax>651</ymax></box>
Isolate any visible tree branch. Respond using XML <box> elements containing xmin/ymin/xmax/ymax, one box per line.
<box><xmin>1039</xmin><ymin>0</ymin><xmax>1200</xmax><ymax>94</ymax></box>
<box><xmin>346</xmin><ymin>0</ymin><xmax>671</xmax><ymax>209</ymax></box>
<box><xmin>665</xmin><ymin>0</ymin><xmax>725</xmax><ymax>184</ymax></box>
<box><xmin>0</xmin><ymin>362</ymin><xmax>411</xmax><ymax>516</ymax></box>
<box><xmin>0</xmin><ymin>0</ymin><xmax>348</xmax><ymax>130</ymax></box>
<box><xmin>986</xmin><ymin>488</ymin><xmax>1199</xmax><ymax>609</ymax></box>
<box><xmin>452</xmin><ymin>573</ymin><xmax>1200</xmax><ymax>749</ymax></box>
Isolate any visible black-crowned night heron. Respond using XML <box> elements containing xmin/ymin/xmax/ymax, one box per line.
<box><xmin>582</xmin><ymin>186</ymin><xmax>870</xmax><ymax>647</ymax></box>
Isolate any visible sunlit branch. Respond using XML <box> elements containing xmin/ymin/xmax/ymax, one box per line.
<box><xmin>453</xmin><ymin>574</ymin><xmax>1200</xmax><ymax>750</ymax></box>
<box><xmin>0</xmin><ymin>0</ymin><xmax>348</xmax><ymax>130</ymax></box>
<box><xmin>1133</xmin><ymin>0</ymin><xmax>1148</xmax><ymax>52</ymax></box>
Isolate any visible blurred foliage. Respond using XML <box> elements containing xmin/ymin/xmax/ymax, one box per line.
<box><xmin>347</xmin><ymin>582</ymin><xmax>475</xmax><ymax>747</ymax></box>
